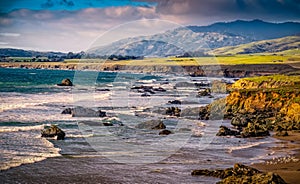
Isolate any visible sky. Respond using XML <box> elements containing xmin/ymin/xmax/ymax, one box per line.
<box><xmin>0</xmin><ymin>0</ymin><xmax>299</xmax><ymax>52</ymax></box>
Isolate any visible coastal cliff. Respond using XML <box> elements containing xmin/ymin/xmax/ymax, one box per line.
<box><xmin>0</xmin><ymin>62</ymin><xmax>298</xmax><ymax>78</ymax></box>
<box><xmin>198</xmin><ymin>75</ymin><xmax>300</xmax><ymax>136</ymax></box>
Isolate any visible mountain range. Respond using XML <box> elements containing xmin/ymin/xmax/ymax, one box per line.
<box><xmin>87</xmin><ymin>19</ymin><xmax>300</xmax><ymax>57</ymax></box>
<box><xmin>1</xmin><ymin>20</ymin><xmax>299</xmax><ymax>57</ymax></box>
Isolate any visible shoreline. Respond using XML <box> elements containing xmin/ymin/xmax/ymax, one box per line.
<box><xmin>252</xmin><ymin>131</ymin><xmax>300</xmax><ymax>184</ymax></box>
<box><xmin>1</xmin><ymin>61</ymin><xmax>299</xmax><ymax>78</ymax></box>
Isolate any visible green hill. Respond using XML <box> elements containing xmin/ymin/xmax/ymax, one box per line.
<box><xmin>209</xmin><ymin>36</ymin><xmax>300</xmax><ymax>56</ymax></box>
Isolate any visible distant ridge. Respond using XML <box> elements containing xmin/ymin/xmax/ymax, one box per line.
<box><xmin>187</xmin><ymin>19</ymin><xmax>300</xmax><ymax>40</ymax></box>
<box><xmin>209</xmin><ymin>36</ymin><xmax>300</xmax><ymax>55</ymax></box>
<box><xmin>88</xmin><ymin>20</ymin><xmax>300</xmax><ymax>57</ymax></box>
<box><xmin>1</xmin><ymin>20</ymin><xmax>300</xmax><ymax>57</ymax></box>
<box><xmin>0</xmin><ymin>48</ymin><xmax>66</xmax><ymax>57</ymax></box>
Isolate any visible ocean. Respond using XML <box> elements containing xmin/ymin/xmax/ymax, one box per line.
<box><xmin>0</xmin><ymin>67</ymin><xmax>292</xmax><ymax>183</ymax></box>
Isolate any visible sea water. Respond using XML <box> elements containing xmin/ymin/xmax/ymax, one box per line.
<box><xmin>0</xmin><ymin>67</ymin><xmax>292</xmax><ymax>183</ymax></box>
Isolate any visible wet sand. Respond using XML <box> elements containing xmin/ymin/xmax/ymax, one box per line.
<box><xmin>252</xmin><ymin>131</ymin><xmax>300</xmax><ymax>184</ymax></box>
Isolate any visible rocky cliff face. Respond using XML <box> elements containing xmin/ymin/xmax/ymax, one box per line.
<box><xmin>226</xmin><ymin>75</ymin><xmax>300</xmax><ymax>132</ymax></box>
<box><xmin>194</xmin><ymin>75</ymin><xmax>300</xmax><ymax>137</ymax></box>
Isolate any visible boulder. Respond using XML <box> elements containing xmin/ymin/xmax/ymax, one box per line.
<box><xmin>159</xmin><ymin>129</ymin><xmax>172</xmax><ymax>135</ymax></box>
<box><xmin>61</xmin><ymin>108</ymin><xmax>72</xmax><ymax>114</ymax></box>
<box><xmin>71</xmin><ymin>107</ymin><xmax>106</xmax><ymax>117</ymax></box>
<box><xmin>216</xmin><ymin>126</ymin><xmax>240</xmax><ymax>136</ymax></box>
<box><xmin>136</xmin><ymin>120</ymin><xmax>166</xmax><ymax>130</ymax></box>
<box><xmin>102</xmin><ymin>117</ymin><xmax>124</xmax><ymax>126</ymax></box>
<box><xmin>57</xmin><ymin>78</ymin><xmax>73</xmax><ymax>86</ymax></box>
<box><xmin>166</xmin><ymin>107</ymin><xmax>181</xmax><ymax>117</ymax></box>
<box><xmin>167</xmin><ymin>100</ymin><xmax>181</xmax><ymax>105</ymax></box>
<box><xmin>41</xmin><ymin>125</ymin><xmax>65</xmax><ymax>140</ymax></box>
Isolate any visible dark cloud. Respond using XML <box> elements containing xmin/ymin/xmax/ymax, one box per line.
<box><xmin>134</xmin><ymin>0</ymin><xmax>300</xmax><ymax>22</ymax></box>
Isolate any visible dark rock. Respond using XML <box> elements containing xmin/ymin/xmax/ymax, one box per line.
<box><xmin>57</xmin><ymin>78</ymin><xmax>73</xmax><ymax>86</ymax></box>
<box><xmin>71</xmin><ymin>107</ymin><xmax>106</xmax><ymax>117</ymax></box>
<box><xmin>159</xmin><ymin>129</ymin><xmax>172</xmax><ymax>135</ymax></box>
<box><xmin>197</xmin><ymin>88</ymin><xmax>212</xmax><ymax>97</ymax></box>
<box><xmin>102</xmin><ymin>117</ymin><xmax>124</xmax><ymax>126</ymax></box>
<box><xmin>136</xmin><ymin>120</ymin><xmax>166</xmax><ymax>130</ymax></box>
<box><xmin>41</xmin><ymin>125</ymin><xmax>65</xmax><ymax>140</ymax></box>
<box><xmin>103</xmin><ymin>122</ymin><xmax>113</xmax><ymax>126</ymax></box>
<box><xmin>241</xmin><ymin>122</ymin><xmax>270</xmax><ymax>138</ymax></box>
<box><xmin>141</xmin><ymin>93</ymin><xmax>151</xmax><ymax>97</ymax></box>
<box><xmin>167</xmin><ymin>100</ymin><xmax>181</xmax><ymax>105</ymax></box>
<box><xmin>192</xmin><ymin>163</ymin><xmax>286</xmax><ymax>184</ymax></box>
<box><xmin>153</xmin><ymin>87</ymin><xmax>166</xmax><ymax>92</ymax></box>
<box><xmin>231</xmin><ymin>116</ymin><xmax>250</xmax><ymax>127</ymax></box>
<box><xmin>216</xmin><ymin>126</ymin><xmax>240</xmax><ymax>136</ymax></box>
<box><xmin>96</xmin><ymin>88</ymin><xmax>110</xmax><ymax>91</ymax></box>
<box><xmin>198</xmin><ymin>106</ymin><xmax>210</xmax><ymax>120</ymax></box>
<box><xmin>61</xmin><ymin>108</ymin><xmax>72</xmax><ymax>114</ymax></box>
<box><xmin>218</xmin><ymin>172</ymin><xmax>287</xmax><ymax>184</ymax></box>
<box><xmin>275</xmin><ymin>131</ymin><xmax>289</xmax><ymax>136</ymax></box>
<box><xmin>166</xmin><ymin>107</ymin><xmax>181</xmax><ymax>117</ymax></box>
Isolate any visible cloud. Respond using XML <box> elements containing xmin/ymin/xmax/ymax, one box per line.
<box><xmin>0</xmin><ymin>0</ymin><xmax>299</xmax><ymax>52</ymax></box>
<box><xmin>0</xmin><ymin>32</ymin><xmax>20</xmax><ymax>37</ymax></box>
<box><xmin>136</xmin><ymin>0</ymin><xmax>300</xmax><ymax>22</ymax></box>
<box><xmin>0</xmin><ymin>6</ymin><xmax>165</xmax><ymax>52</ymax></box>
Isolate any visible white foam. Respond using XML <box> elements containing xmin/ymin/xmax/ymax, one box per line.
<box><xmin>67</xmin><ymin>133</ymin><xmax>94</xmax><ymax>138</ymax></box>
<box><xmin>0</xmin><ymin>124</ymin><xmax>45</xmax><ymax>133</ymax></box>
<box><xmin>228</xmin><ymin>141</ymin><xmax>271</xmax><ymax>153</ymax></box>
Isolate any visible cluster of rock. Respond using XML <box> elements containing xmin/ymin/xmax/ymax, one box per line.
<box><xmin>131</xmin><ymin>85</ymin><xmax>166</xmax><ymax>97</ymax></box>
<box><xmin>192</xmin><ymin>163</ymin><xmax>287</xmax><ymax>184</ymax></box>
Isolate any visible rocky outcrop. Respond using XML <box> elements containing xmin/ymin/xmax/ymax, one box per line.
<box><xmin>70</xmin><ymin>107</ymin><xmax>106</xmax><ymax>117</ymax></box>
<box><xmin>240</xmin><ymin>122</ymin><xmax>270</xmax><ymax>138</ymax></box>
<box><xmin>136</xmin><ymin>120</ymin><xmax>166</xmax><ymax>130</ymax></box>
<box><xmin>192</xmin><ymin>163</ymin><xmax>286</xmax><ymax>184</ymax></box>
<box><xmin>57</xmin><ymin>78</ymin><xmax>73</xmax><ymax>86</ymax></box>
<box><xmin>41</xmin><ymin>125</ymin><xmax>65</xmax><ymax>140</ymax></box>
<box><xmin>102</xmin><ymin>117</ymin><xmax>124</xmax><ymax>126</ymax></box>
<box><xmin>159</xmin><ymin>129</ymin><xmax>172</xmax><ymax>135</ymax></box>
<box><xmin>193</xmin><ymin>75</ymin><xmax>300</xmax><ymax>138</ymax></box>
<box><xmin>216</xmin><ymin>126</ymin><xmax>240</xmax><ymax>136</ymax></box>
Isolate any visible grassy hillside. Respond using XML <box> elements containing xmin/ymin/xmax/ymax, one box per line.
<box><xmin>209</xmin><ymin>36</ymin><xmax>300</xmax><ymax>56</ymax></box>
<box><xmin>6</xmin><ymin>54</ymin><xmax>300</xmax><ymax>66</ymax></box>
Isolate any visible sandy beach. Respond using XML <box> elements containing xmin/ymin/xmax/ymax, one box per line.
<box><xmin>252</xmin><ymin>131</ymin><xmax>300</xmax><ymax>184</ymax></box>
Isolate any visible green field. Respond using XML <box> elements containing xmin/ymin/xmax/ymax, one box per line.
<box><xmin>5</xmin><ymin>54</ymin><xmax>300</xmax><ymax>66</ymax></box>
